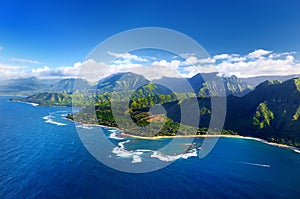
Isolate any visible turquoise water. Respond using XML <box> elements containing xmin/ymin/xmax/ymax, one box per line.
<box><xmin>1</xmin><ymin>96</ymin><xmax>300</xmax><ymax>198</ymax></box>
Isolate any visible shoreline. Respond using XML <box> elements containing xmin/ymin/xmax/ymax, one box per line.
<box><xmin>72</xmin><ymin>121</ymin><xmax>300</xmax><ymax>152</ymax></box>
<box><xmin>10</xmin><ymin>98</ymin><xmax>300</xmax><ymax>153</ymax></box>
<box><xmin>120</xmin><ymin>132</ymin><xmax>300</xmax><ymax>152</ymax></box>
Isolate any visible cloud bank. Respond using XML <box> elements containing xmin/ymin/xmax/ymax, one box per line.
<box><xmin>0</xmin><ymin>49</ymin><xmax>300</xmax><ymax>81</ymax></box>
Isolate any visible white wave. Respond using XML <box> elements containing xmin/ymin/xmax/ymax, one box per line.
<box><xmin>181</xmin><ymin>149</ymin><xmax>198</xmax><ymax>159</ymax></box>
<box><xmin>43</xmin><ymin>115</ymin><xmax>67</xmax><ymax>126</ymax></box>
<box><xmin>294</xmin><ymin>149</ymin><xmax>300</xmax><ymax>154</ymax></box>
<box><xmin>111</xmin><ymin>140</ymin><xmax>143</xmax><ymax>163</ymax></box>
<box><xmin>150</xmin><ymin>148</ymin><xmax>198</xmax><ymax>162</ymax></box>
<box><xmin>28</xmin><ymin>102</ymin><xmax>39</xmax><ymax>106</ymax></box>
<box><xmin>108</xmin><ymin>129</ymin><xmax>120</xmax><ymax>133</ymax></box>
<box><xmin>132</xmin><ymin>155</ymin><xmax>142</xmax><ymax>163</ymax></box>
<box><xmin>76</xmin><ymin>124</ymin><xmax>93</xmax><ymax>130</ymax></box>
<box><xmin>118</xmin><ymin>140</ymin><xmax>130</xmax><ymax>149</ymax></box>
<box><xmin>238</xmin><ymin>161</ymin><xmax>270</xmax><ymax>168</ymax></box>
<box><xmin>111</xmin><ymin>139</ymin><xmax>199</xmax><ymax>163</ymax></box>
<box><xmin>24</xmin><ymin>102</ymin><xmax>39</xmax><ymax>106</ymax></box>
<box><xmin>109</xmin><ymin>132</ymin><xmax>125</xmax><ymax>140</ymax></box>
<box><xmin>136</xmin><ymin>149</ymin><xmax>153</xmax><ymax>152</ymax></box>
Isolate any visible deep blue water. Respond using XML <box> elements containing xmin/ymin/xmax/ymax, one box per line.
<box><xmin>1</xmin><ymin>96</ymin><xmax>300</xmax><ymax>198</ymax></box>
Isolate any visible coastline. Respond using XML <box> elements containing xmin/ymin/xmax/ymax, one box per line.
<box><xmin>9</xmin><ymin>98</ymin><xmax>300</xmax><ymax>153</ymax></box>
<box><xmin>120</xmin><ymin>132</ymin><xmax>300</xmax><ymax>152</ymax></box>
<box><xmin>11</xmin><ymin>98</ymin><xmax>299</xmax><ymax>153</ymax></box>
<box><xmin>72</xmin><ymin>120</ymin><xmax>300</xmax><ymax>152</ymax></box>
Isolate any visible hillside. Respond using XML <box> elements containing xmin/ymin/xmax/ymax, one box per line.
<box><xmin>96</xmin><ymin>72</ymin><xmax>253</xmax><ymax>97</ymax></box>
<box><xmin>226</xmin><ymin>78</ymin><xmax>300</xmax><ymax>145</ymax></box>
<box><xmin>75</xmin><ymin>77</ymin><xmax>300</xmax><ymax>146</ymax></box>
<box><xmin>11</xmin><ymin>74</ymin><xmax>300</xmax><ymax>146</ymax></box>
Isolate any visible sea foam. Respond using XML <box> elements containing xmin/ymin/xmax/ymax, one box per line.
<box><xmin>294</xmin><ymin>149</ymin><xmax>300</xmax><ymax>154</ymax></box>
<box><xmin>111</xmin><ymin>140</ymin><xmax>144</xmax><ymax>163</ymax></box>
<box><xmin>76</xmin><ymin>124</ymin><xmax>93</xmax><ymax>130</ymax></box>
<box><xmin>150</xmin><ymin>148</ymin><xmax>198</xmax><ymax>162</ymax></box>
<box><xmin>43</xmin><ymin>115</ymin><xmax>67</xmax><ymax>126</ymax></box>
<box><xmin>109</xmin><ymin>132</ymin><xmax>125</xmax><ymax>140</ymax></box>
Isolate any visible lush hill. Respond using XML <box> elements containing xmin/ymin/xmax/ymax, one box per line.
<box><xmin>11</xmin><ymin>92</ymin><xmax>72</xmax><ymax>106</ymax></box>
<box><xmin>74</xmin><ymin>77</ymin><xmax>300</xmax><ymax>146</ymax></box>
<box><xmin>97</xmin><ymin>72</ymin><xmax>253</xmax><ymax>97</ymax></box>
<box><xmin>166</xmin><ymin>78</ymin><xmax>300</xmax><ymax>146</ymax></box>
<box><xmin>11</xmin><ymin>74</ymin><xmax>300</xmax><ymax>146</ymax></box>
<box><xmin>188</xmin><ymin>73</ymin><xmax>253</xmax><ymax>97</ymax></box>
<box><xmin>97</xmin><ymin>72</ymin><xmax>150</xmax><ymax>93</ymax></box>
<box><xmin>226</xmin><ymin>78</ymin><xmax>300</xmax><ymax>145</ymax></box>
<box><xmin>10</xmin><ymin>92</ymin><xmax>93</xmax><ymax>107</ymax></box>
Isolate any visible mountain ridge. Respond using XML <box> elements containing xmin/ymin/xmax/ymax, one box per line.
<box><xmin>11</xmin><ymin>76</ymin><xmax>300</xmax><ymax>147</ymax></box>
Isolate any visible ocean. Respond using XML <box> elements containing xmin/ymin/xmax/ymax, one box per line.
<box><xmin>0</xmin><ymin>96</ymin><xmax>300</xmax><ymax>198</ymax></box>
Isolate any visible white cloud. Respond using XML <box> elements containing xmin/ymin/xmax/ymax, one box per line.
<box><xmin>10</xmin><ymin>58</ymin><xmax>41</xmax><ymax>64</ymax></box>
<box><xmin>132</xmin><ymin>65</ymin><xmax>183</xmax><ymax>80</ymax></box>
<box><xmin>1</xmin><ymin>49</ymin><xmax>300</xmax><ymax>81</ymax></box>
<box><xmin>247</xmin><ymin>49</ymin><xmax>272</xmax><ymax>59</ymax></box>
<box><xmin>108</xmin><ymin>51</ymin><xmax>148</xmax><ymax>62</ymax></box>
<box><xmin>177</xmin><ymin>49</ymin><xmax>300</xmax><ymax>78</ymax></box>
<box><xmin>213</xmin><ymin>54</ymin><xmax>245</xmax><ymax>62</ymax></box>
<box><xmin>184</xmin><ymin>56</ymin><xmax>215</xmax><ymax>65</ymax></box>
<box><xmin>94</xmin><ymin>49</ymin><xmax>300</xmax><ymax>79</ymax></box>
<box><xmin>215</xmin><ymin>49</ymin><xmax>300</xmax><ymax>77</ymax></box>
<box><xmin>213</xmin><ymin>54</ymin><xmax>230</xmax><ymax>60</ymax></box>
<box><xmin>182</xmin><ymin>65</ymin><xmax>217</xmax><ymax>78</ymax></box>
<box><xmin>31</xmin><ymin>59</ymin><xmax>107</xmax><ymax>82</ymax></box>
<box><xmin>151</xmin><ymin>60</ymin><xmax>181</xmax><ymax>69</ymax></box>
<box><xmin>0</xmin><ymin>63</ymin><xmax>26</xmax><ymax>80</ymax></box>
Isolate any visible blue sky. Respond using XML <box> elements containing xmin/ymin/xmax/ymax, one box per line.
<box><xmin>0</xmin><ymin>0</ymin><xmax>300</xmax><ymax>80</ymax></box>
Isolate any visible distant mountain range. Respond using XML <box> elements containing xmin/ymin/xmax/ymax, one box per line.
<box><xmin>96</xmin><ymin>72</ymin><xmax>253</xmax><ymax>97</ymax></box>
<box><xmin>241</xmin><ymin>74</ymin><xmax>300</xmax><ymax>87</ymax></box>
<box><xmin>0</xmin><ymin>77</ymin><xmax>91</xmax><ymax>95</ymax></box>
<box><xmin>2</xmin><ymin>73</ymin><xmax>299</xmax><ymax>96</ymax></box>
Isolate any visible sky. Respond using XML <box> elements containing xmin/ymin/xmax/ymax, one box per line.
<box><xmin>0</xmin><ymin>0</ymin><xmax>300</xmax><ymax>80</ymax></box>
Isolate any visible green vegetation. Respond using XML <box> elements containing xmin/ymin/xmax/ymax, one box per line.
<box><xmin>11</xmin><ymin>75</ymin><xmax>300</xmax><ymax>147</ymax></box>
<box><xmin>253</xmin><ymin>102</ymin><xmax>274</xmax><ymax>129</ymax></box>
<box><xmin>293</xmin><ymin>106</ymin><xmax>300</xmax><ymax>121</ymax></box>
<box><xmin>295</xmin><ymin>78</ymin><xmax>300</xmax><ymax>91</ymax></box>
<box><xmin>10</xmin><ymin>92</ymin><xmax>94</xmax><ymax>107</ymax></box>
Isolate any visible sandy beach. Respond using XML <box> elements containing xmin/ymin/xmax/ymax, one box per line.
<box><xmin>72</xmin><ymin>120</ymin><xmax>300</xmax><ymax>152</ymax></box>
<box><xmin>119</xmin><ymin>132</ymin><xmax>300</xmax><ymax>151</ymax></box>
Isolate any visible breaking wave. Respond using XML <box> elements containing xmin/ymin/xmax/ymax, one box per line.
<box><xmin>43</xmin><ymin>115</ymin><xmax>67</xmax><ymax>126</ymax></box>
<box><xmin>111</xmin><ymin>139</ymin><xmax>198</xmax><ymax>163</ymax></box>
<box><xmin>294</xmin><ymin>149</ymin><xmax>300</xmax><ymax>154</ymax></box>
<box><xmin>108</xmin><ymin>129</ymin><xmax>125</xmax><ymax>140</ymax></box>
<box><xmin>112</xmin><ymin>140</ymin><xmax>143</xmax><ymax>163</ymax></box>
<box><xmin>76</xmin><ymin>124</ymin><xmax>94</xmax><ymax>130</ymax></box>
<box><xmin>150</xmin><ymin>148</ymin><xmax>198</xmax><ymax>162</ymax></box>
